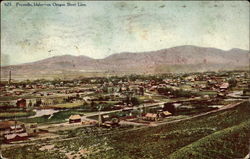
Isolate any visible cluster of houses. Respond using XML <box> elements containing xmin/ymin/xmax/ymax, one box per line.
<box><xmin>68</xmin><ymin>114</ymin><xmax>122</xmax><ymax>128</ymax></box>
<box><xmin>68</xmin><ymin>114</ymin><xmax>104</xmax><ymax>126</ymax></box>
<box><xmin>0</xmin><ymin>71</ymin><xmax>247</xmax><ymax>119</ymax></box>
<box><xmin>2</xmin><ymin>71</ymin><xmax>247</xmax><ymax>108</ymax></box>
<box><xmin>67</xmin><ymin>110</ymin><xmax>172</xmax><ymax>128</ymax></box>
<box><xmin>0</xmin><ymin>120</ymin><xmax>40</xmax><ymax>143</ymax></box>
<box><xmin>143</xmin><ymin>111</ymin><xmax>172</xmax><ymax>121</ymax></box>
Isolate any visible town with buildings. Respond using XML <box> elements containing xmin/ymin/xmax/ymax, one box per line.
<box><xmin>1</xmin><ymin>1</ymin><xmax>249</xmax><ymax>158</ymax></box>
<box><xmin>0</xmin><ymin>70</ymin><xmax>249</xmax><ymax>158</ymax></box>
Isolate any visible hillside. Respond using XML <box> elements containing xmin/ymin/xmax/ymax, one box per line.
<box><xmin>99</xmin><ymin>46</ymin><xmax>249</xmax><ymax>73</ymax></box>
<box><xmin>99</xmin><ymin>101</ymin><xmax>250</xmax><ymax>159</ymax></box>
<box><xmin>1</xmin><ymin>45</ymin><xmax>249</xmax><ymax>78</ymax></box>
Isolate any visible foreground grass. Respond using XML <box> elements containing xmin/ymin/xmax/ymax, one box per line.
<box><xmin>2</xmin><ymin>101</ymin><xmax>250</xmax><ymax>159</ymax></box>
<box><xmin>169</xmin><ymin>119</ymin><xmax>250</xmax><ymax>159</ymax></box>
<box><xmin>94</xmin><ymin>101</ymin><xmax>250</xmax><ymax>159</ymax></box>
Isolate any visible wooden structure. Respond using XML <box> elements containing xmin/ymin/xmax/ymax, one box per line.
<box><xmin>69</xmin><ymin>115</ymin><xmax>81</xmax><ymax>123</ymax></box>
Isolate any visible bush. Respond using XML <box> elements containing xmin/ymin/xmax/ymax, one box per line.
<box><xmin>157</xmin><ymin>87</ymin><xmax>197</xmax><ymax>98</ymax></box>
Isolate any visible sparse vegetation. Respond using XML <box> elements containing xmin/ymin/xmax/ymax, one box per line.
<box><xmin>3</xmin><ymin>101</ymin><xmax>249</xmax><ymax>159</ymax></box>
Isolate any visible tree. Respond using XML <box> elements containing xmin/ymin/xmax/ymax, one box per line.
<box><xmin>35</xmin><ymin>99</ymin><xmax>42</xmax><ymax>107</ymax></box>
<box><xmin>163</xmin><ymin>103</ymin><xmax>176</xmax><ymax>115</ymax></box>
<box><xmin>228</xmin><ymin>78</ymin><xmax>237</xmax><ymax>88</ymax></box>
<box><xmin>76</xmin><ymin>93</ymin><xmax>80</xmax><ymax>99</ymax></box>
<box><xmin>124</xmin><ymin>96</ymin><xmax>130</xmax><ymax>106</ymax></box>
<box><xmin>131</xmin><ymin>97</ymin><xmax>140</xmax><ymax>106</ymax></box>
<box><xmin>139</xmin><ymin>87</ymin><xmax>144</xmax><ymax>96</ymax></box>
<box><xmin>119</xmin><ymin>87</ymin><xmax>122</xmax><ymax>93</ymax></box>
<box><xmin>82</xmin><ymin>100</ymin><xmax>87</xmax><ymax>106</ymax></box>
<box><xmin>90</xmin><ymin>101</ymin><xmax>95</xmax><ymax>107</ymax></box>
<box><xmin>28</xmin><ymin>100</ymin><xmax>32</xmax><ymax>107</ymax></box>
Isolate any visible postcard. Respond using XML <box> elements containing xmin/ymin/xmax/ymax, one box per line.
<box><xmin>0</xmin><ymin>1</ymin><xmax>249</xmax><ymax>159</ymax></box>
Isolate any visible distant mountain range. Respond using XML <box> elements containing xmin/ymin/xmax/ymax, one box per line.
<box><xmin>1</xmin><ymin>45</ymin><xmax>249</xmax><ymax>79</ymax></box>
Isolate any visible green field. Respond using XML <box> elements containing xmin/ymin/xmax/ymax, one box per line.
<box><xmin>42</xmin><ymin>102</ymin><xmax>83</xmax><ymax>109</ymax></box>
<box><xmin>0</xmin><ymin>111</ymin><xmax>35</xmax><ymax>119</ymax></box>
<box><xmin>198</xmin><ymin>91</ymin><xmax>218</xmax><ymax>96</ymax></box>
<box><xmin>2</xmin><ymin>101</ymin><xmax>250</xmax><ymax>159</ymax></box>
<box><xmin>19</xmin><ymin>110</ymin><xmax>85</xmax><ymax>124</ymax></box>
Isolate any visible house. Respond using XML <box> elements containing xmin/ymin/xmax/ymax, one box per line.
<box><xmin>144</xmin><ymin>113</ymin><xmax>159</xmax><ymax>121</ymax></box>
<box><xmin>0</xmin><ymin>120</ymin><xmax>29</xmax><ymax>143</ymax></box>
<box><xmin>4</xmin><ymin>132</ymin><xmax>28</xmax><ymax>143</ymax></box>
<box><xmin>149</xmin><ymin>86</ymin><xmax>157</xmax><ymax>91</ymax></box>
<box><xmin>160</xmin><ymin>111</ymin><xmax>172</xmax><ymax>118</ymax></box>
<box><xmin>82</xmin><ymin>120</ymin><xmax>97</xmax><ymax>125</ymax></box>
<box><xmin>9</xmin><ymin>125</ymin><xmax>25</xmax><ymax>134</ymax></box>
<box><xmin>16</xmin><ymin>98</ymin><xmax>26</xmax><ymax>108</ymax></box>
<box><xmin>122</xmin><ymin>107</ymin><xmax>133</xmax><ymax>112</ymax></box>
<box><xmin>100</xmin><ymin>117</ymin><xmax>120</xmax><ymax>128</ymax></box>
<box><xmin>217</xmin><ymin>93</ymin><xmax>226</xmax><ymax>98</ymax></box>
<box><xmin>13</xmin><ymin>90</ymin><xmax>24</xmax><ymax>95</ymax></box>
<box><xmin>26</xmin><ymin>123</ymin><xmax>39</xmax><ymax>134</ymax></box>
<box><xmin>0</xmin><ymin>121</ymin><xmax>25</xmax><ymax>136</ymax></box>
<box><xmin>220</xmin><ymin>83</ymin><xmax>229</xmax><ymax>92</ymax></box>
<box><xmin>69</xmin><ymin>115</ymin><xmax>81</xmax><ymax>123</ymax></box>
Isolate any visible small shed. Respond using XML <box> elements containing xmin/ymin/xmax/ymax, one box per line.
<box><xmin>144</xmin><ymin>113</ymin><xmax>159</xmax><ymax>121</ymax></box>
<box><xmin>161</xmin><ymin>111</ymin><xmax>172</xmax><ymax>118</ymax></box>
<box><xmin>4</xmin><ymin>133</ymin><xmax>28</xmax><ymax>143</ymax></box>
<box><xmin>69</xmin><ymin>115</ymin><xmax>81</xmax><ymax>123</ymax></box>
<box><xmin>220</xmin><ymin>83</ymin><xmax>229</xmax><ymax>91</ymax></box>
<box><xmin>0</xmin><ymin>121</ymin><xmax>25</xmax><ymax>136</ymax></box>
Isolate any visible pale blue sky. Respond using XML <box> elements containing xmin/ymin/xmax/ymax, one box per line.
<box><xmin>1</xmin><ymin>1</ymin><xmax>249</xmax><ymax>65</ymax></box>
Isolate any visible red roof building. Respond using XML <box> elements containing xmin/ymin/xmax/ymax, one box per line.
<box><xmin>16</xmin><ymin>98</ymin><xmax>26</xmax><ymax>108</ymax></box>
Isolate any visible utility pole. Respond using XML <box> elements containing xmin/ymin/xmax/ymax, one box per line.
<box><xmin>8</xmin><ymin>70</ymin><xmax>11</xmax><ymax>85</ymax></box>
<box><xmin>14</xmin><ymin>115</ymin><xmax>17</xmax><ymax>134</ymax></box>
<box><xmin>98</xmin><ymin>106</ymin><xmax>102</xmax><ymax>127</ymax></box>
<box><xmin>248</xmin><ymin>57</ymin><xmax>250</xmax><ymax>102</ymax></box>
<box><xmin>248</xmin><ymin>57</ymin><xmax>250</xmax><ymax>82</ymax></box>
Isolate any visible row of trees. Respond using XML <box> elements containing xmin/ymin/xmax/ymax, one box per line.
<box><xmin>157</xmin><ymin>87</ymin><xmax>197</xmax><ymax>98</ymax></box>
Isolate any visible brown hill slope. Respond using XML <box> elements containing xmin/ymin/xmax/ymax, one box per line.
<box><xmin>1</xmin><ymin>45</ymin><xmax>249</xmax><ymax>78</ymax></box>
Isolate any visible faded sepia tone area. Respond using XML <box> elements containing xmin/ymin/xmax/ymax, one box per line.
<box><xmin>0</xmin><ymin>1</ymin><xmax>249</xmax><ymax>159</ymax></box>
